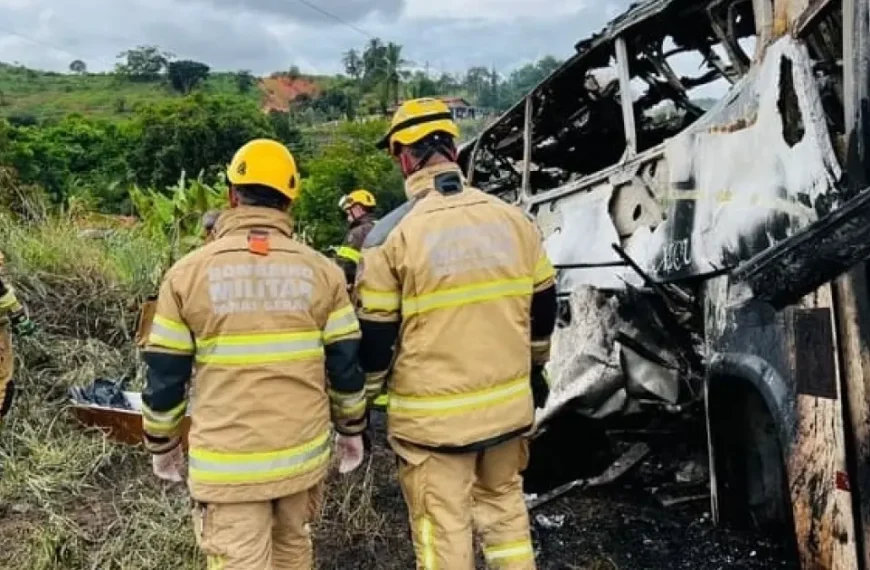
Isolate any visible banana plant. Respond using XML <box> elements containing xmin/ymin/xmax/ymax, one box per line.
<box><xmin>130</xmin><ymin>170</ymin><xmax>227</xmax><ymax>276</ymax></box>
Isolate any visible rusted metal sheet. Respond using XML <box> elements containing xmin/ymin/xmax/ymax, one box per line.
<box><xmin>787</xmin><ymin>286</ymin><xmax>858</xmax><ymax>570</ymax></box>
<box><xmin>835</xmin><ymin>1</ymin><xmax>870</xmax><ymax>566</ymax></box>
<box><xmin>833</xmin><ymin>269</ymin><xmax>870</xmax><ymax>570</ymax></box>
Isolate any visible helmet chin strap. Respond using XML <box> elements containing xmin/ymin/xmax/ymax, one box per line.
<box><xmin>399</xmin><ymin>142</ymin><xmax>458</xmax><ymax>177</ymax></box>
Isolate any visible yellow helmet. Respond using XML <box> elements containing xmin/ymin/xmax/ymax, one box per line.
<box><xmin>339</xmin><ymin>189</ymin><xmax>376</xmax><ymax>210</ymax></box>
<box><xmin>227</xmin><ymin>139</ymin><xmax>300</xmax><ymax>201</ymax></box>
<box><xmin>377</xmin><ymin>98</ymin><xmax>460</xmax><ymax>153</ymax></box>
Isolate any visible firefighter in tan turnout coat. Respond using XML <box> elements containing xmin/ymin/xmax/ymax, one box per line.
<box><xmin>357</xmin><ymin>98</ymin><xmax>558</xmax><ymax>569</ymax></box>
<box><xmin>0</xmin><ymin>250</ymin><xmax>36</xmax><ymax>429</ymax></box>
<box><xmin>335</xmin><ymin>189</ymin><xmax>378</xmax><ymax>287</ymax></box>
<box><xmin>141</xmin><ymin>139</ymin><xmax>367</xmax><ymax>569</ymax></box>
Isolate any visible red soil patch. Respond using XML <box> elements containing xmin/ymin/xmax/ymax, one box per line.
<box><xmin>260</xmin><ymin>75</ymin><xmax>321</xmax><ymax>113</ymax></box>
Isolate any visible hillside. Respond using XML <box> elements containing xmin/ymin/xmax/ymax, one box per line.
<box><xmin>0</xmin><ymin>63</ymin><xmax>327</xmax><ymax>121</ymax></box>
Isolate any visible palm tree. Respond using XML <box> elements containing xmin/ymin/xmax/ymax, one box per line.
<box><xmin>342</xmin><ymin>49</ymin><xmax>363</xmax><ymax>81</ymax></box>
<box><xmin>383</xmin><ymin>42</ymin><xmax>409</xmax><ymax>107</ymax></box>
<box><xmin>362</xmin><ymin>38</ymin><xmax>386</xmax><ymax>87</ymax></box>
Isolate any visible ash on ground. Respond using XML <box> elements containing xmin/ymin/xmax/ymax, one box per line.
<box><xmin>315</xmin><ymin>412</ymin><xmax>796</xmax><ymax>570</ymax></box>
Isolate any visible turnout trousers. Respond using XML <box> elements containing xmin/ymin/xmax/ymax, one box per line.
<box><xmin>393</xmin><ymin>436</ymin><xmax>536</xmax><ymax>570</ymax></box>
<box><xmin>0</xmin><ymin>327</ymin><xmax>14</xmax><ymax>424</ymax></box>
<box><xmin>193</xmin><ymin>482</ymin><xmax>325</xmax><ymax>570</ymax></box>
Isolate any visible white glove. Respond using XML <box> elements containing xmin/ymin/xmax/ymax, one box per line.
<box><xmin>335</xmin><ymin>434</ymin><xmax>365</xmax><ymax>474</ymax></box>
<box><xmin>152</xmin><ymin>445</ymin><xmax>187</xmax><ymax>483</ymax></box>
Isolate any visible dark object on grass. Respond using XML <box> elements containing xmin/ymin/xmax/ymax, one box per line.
<box><xmin>69</xmin><ymin>377</ymin><xmax>131</xmax><ymax>409</ymax></box>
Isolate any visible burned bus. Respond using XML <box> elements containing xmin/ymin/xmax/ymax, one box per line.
<box><xmin>458</xmin><ymin>0</ymin><xmax>870</xmax><ymax>568</ymax></box>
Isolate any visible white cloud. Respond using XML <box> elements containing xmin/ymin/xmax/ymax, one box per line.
<box><xmin>0</xmin><ymin>0</ymin><xmax>635</xmax><ymax>75</ymax></box>
<box><xmin>403</xmin><ymin>0</ymin><xmax>587</xmax><ymax>21</ymax></box>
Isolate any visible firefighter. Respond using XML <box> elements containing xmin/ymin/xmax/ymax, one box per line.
<box><xmin>335</xmin><ymin>190</ymin><xmax>387</xmax><ymax>408</ymax></box>
<box><xmin>335</xmin><ymin>189</ymin><xmax>378</xmax><ymax>287</ymax></box>
<box><xmin>0</xmin><ymin>252</ymin><xmax>36</xmax><ymax>428</ymax></box>
<box><xmin>356</xmin><ymin>98</ymin><xmax>557</xmax><ymax>570</ymax></box>
<box><xmin>142</xmin><ymin>138</ymin><xmax>367</xmax><ymax>569</ymax></box>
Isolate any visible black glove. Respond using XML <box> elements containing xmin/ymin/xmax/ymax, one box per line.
<box><xmin>531</xmin><ymin>363</ymin><xmax>550</xmax><ymax>409</ymax></box>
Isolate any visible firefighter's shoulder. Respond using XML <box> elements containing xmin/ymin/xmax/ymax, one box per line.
<box><xmin>362</xmin><ymin>199</ymin><xmax>420</xmax><ymax>250</ymax></box>
<box><xmin>161</xmin><ymin>243</ymin><xmax>209</xmax><ymax>280</ymax></box>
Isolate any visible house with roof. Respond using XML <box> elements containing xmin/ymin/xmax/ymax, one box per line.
<box><xmin>387</xmin><ymin>96</ymin><xmax>478</xmax><ymax>120</ymax></box>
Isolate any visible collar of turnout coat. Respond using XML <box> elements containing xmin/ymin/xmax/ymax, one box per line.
<box><xmin>214</xmin><ymin>206</ymin><xmax>294</xmax><ymax>240</ymax></box>
<box><xmin>404</xmin><ymin>163</ymin><xmax>465</xmax><ymax>199</ymax></box>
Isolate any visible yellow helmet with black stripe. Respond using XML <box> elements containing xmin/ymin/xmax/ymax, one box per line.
<box><xmin>377</xmin><ymin>98</ymin><xmax>460</xmax><ymax>154</ymax></box>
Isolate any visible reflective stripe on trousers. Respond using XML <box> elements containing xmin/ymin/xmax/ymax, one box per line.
<box><xmin>188</xmin><ymin>430</ymin><xmax>332</xmax><ymax>484</ymax></box>
<box><xmin>419</xmin><ymin>515</ymin><xmax>437</xmax><ymax>570</ymax></box>
<box><xmin>484</xmin><ymin>540</ymin><xmax>535</xmax><ymax>566</ymax></box>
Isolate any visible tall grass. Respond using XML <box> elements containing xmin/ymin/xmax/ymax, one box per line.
<box><xmin>0</xmin><ymin>213</ymin><xmax>411</xmax><ymax>569</ymax></box>
<box><xmin>0</xmin><ymin>212</ymin><xmax>201</xmax><ymax>569</ymax></box>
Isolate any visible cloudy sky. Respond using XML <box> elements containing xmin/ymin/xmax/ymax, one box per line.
<box><xmin>0</xmin><ymin>0</ymin><xmax>634</xmax><ymax>76</ymax></box>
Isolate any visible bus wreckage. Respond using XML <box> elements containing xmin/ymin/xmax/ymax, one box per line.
<box><xmin>459</xmin><ymin>0</ymin><xmax>870</xmax><ymax>568</ymax></box>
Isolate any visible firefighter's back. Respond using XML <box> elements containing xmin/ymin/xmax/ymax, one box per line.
<box><xmin>384</xmin><ymin>181</ymin><xmax>546</xmax><ymax>448</ymax></box>
<box><xmin>165</xmin><ymin>209</ymin><xmax>345</xmax><ymax>503</ymax></box>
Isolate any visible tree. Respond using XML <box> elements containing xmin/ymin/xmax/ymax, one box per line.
<box><xmin>167</xmin><ymin>60</ymin><xmax>210</xmax><ymax>94</ymax></box>
<box><xmin>115</xmin><ymin>45</ymin><xmax>173</xmax><ymax>81</ymax></box>
<box><xmin>0</xmin><ymin>114</ymin><xmax>134</xmax><ymax>205</ymax></box>
<box><xmin>69</xmin><ymin>59</ymin><xmax>87</xmax><ymax>74</ymax></box>
<box><xmin>464</xmin><ymin>66</ymin><xmax>491</xmax><ymax>102</ymax></box>
<box><xmin>294</xmin><ymin>120</ymin><xmax>404</xmax><ymax>249</ymax></box>
<box><xmin>505</xmin><ymin>55</ymin><xmax>562</xmax><ymax>101</ymax></box>
<box><xmin>128</xmin><ymin>94</ymin><xmax>275</xmax><ymax>190</ymax></box>
<box><xmin>267</xmin><ymin>110</ymin><xmax>304</xmax><ymax>148</ymax></box>
<box><xmin>362</xmin><ymin>38</ymin><xmax>386</xmax><ymax>88</ymax></box>
<box><xmin>435</xmin><ymin>73</ymin><xmax>460</xmax><ymax>95</ymax></box>
<box><xmin>342</xmin><ymin>49</ymin><xmax>363</xmax><ymax>81</ymax></box>
<box><xmin>235</xmin><ymin>70</ymin><xmax>257</xmax><ymax>94</ymax></box>
<box><xmin>383</xmin><ymin>42</ymin><xmax>409</xmax><ymax>107</ymax></box>
<box><xmin>408</xmin><ymin>71</ymin><xmax>439</xmax><ymax>99</ymax></box>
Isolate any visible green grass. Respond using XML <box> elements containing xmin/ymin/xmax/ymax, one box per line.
<box><xmin>0</xmin><ymin>212</ymin><xmax>200</xmax><ymax>569</ymax></box>
<box><xmin>0</xmin><ymin>212</ymin><xmax>406</xmax><ymax>569</ymax></box>
<box><xmin>0</xmin><ymin>63</ymin><xmax>341</xmax><ymax>123</ymax></box>
<box><xmin>0</xmin><ymin>65</ymin><xmax>260</xmax><ymax>122</ymax></box>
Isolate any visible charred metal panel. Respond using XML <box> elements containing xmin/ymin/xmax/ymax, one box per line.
<box><xmin>646</xmin><ymin>37</ymin><xmax>842</xmax><ymax>282</ymax></box>
<box><xmin>460</xmin><ymin>0</ymin><xmax>758</xmax><ymax>199</ymax></box>
<box><xmin>793</xmin><ymin>307</ymin><xmax>837</xmax><ymax>399</ymax></box>
<box><xmin>705</xmin><ymin>278</ymin><xmax>798</xmax><ymax>447</ymax></box>
<box><xmin>732</xmin><ymin>185</ymin><xmax>870</xmax><ymax>308</ymax></box>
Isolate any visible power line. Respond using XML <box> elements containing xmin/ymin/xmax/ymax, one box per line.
<box><xmin>289</xmin><ymin>0</ymin><xmax>374</xmax><ymax>39</ymax></box>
